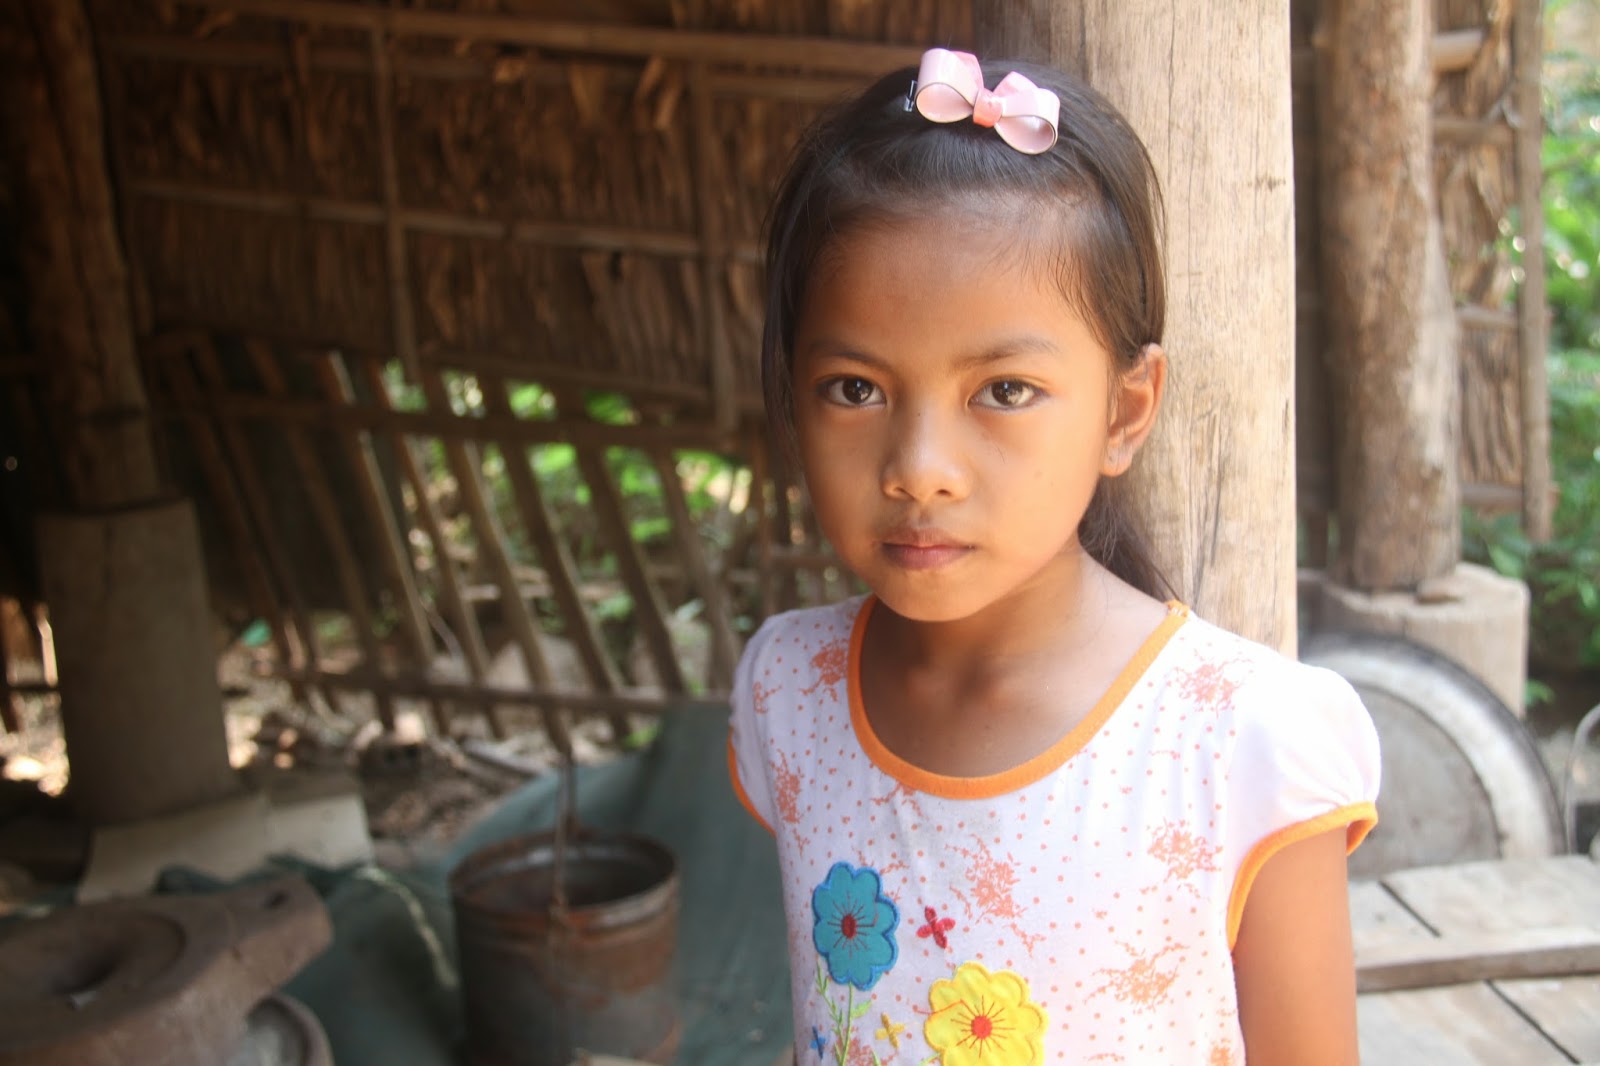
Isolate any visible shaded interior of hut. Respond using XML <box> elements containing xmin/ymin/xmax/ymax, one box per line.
<box><xmin>0</xmin><ymin>0</ymin><xmax>1598</xmax><ymax>1064</ymax></box>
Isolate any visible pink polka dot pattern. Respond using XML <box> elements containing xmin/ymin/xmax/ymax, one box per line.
<box><xmin>728</xmin><ymin>596</ymin><xmax>1380</xmax><ymax>1064</ymax></box>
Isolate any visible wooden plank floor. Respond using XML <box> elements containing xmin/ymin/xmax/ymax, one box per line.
<box><xmin>1355</xmin><ymin>856</ymin><xmax>1600</xmax><ymax>1064</ymax></box>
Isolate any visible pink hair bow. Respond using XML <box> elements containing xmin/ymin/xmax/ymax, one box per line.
<box><xmin>911</xmin><ymin>48</ymin><xmax>1060</xmax><ymax>155</ymax></box>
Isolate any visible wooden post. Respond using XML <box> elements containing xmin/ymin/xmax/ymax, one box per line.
<box><xmin>1315</xmin><ymin>0</ymin><xmax>1461</xmax><ymax>591</ymax></box>
<box><xmin>0</xmin><ymin>0</ymin><xmax>239</xmax><ymax>822</ymax></box>
<box><xmin>1511</xmin><ymin>0</ymin><xmax>1552</xmax><ymax>543</ymax></box>
<box><xmin>0</xmin><ymin>0</ymin><xmax>158</xmax><ymax>510</ymax></box>
<box><xmin>974</xmin><ymin>0</ymin><xmax>1299</xmax><ymax>651</ymax></box>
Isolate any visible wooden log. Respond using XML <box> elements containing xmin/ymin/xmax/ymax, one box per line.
<box><xmin>1431</xmin><ymin>27</ymin><xmax>1487</xmax><ymax>74</ymax></box>
<box><xmin>265</xmin><ymin>666</ymin><xmax>730</xmax><ymax>717</ymax></box>
<box><xmin>557</xmin><ymin>399</ymin><xmax>687</xmax><ymax>695</ymax></box>
<box><xmin>416</xmin><ymin>367</ymin><xmax>572</xmax><ymax>755</ymax></box>
<box><xmin>1357</xmin><ymin>924</ymin><xmax>1600</xmax><ymax>993</ymax></box>
<box><xmin>179</xmin><ymin>0</ymin><xmax>921</xmax><ymax>74</ymax></box>
<box><xmin>102</xmin><ymin>33</ymin><xmax>868</xmax><ymax>102</ymax></box>
<box><xmin>481</xmin><ymin>377</ymin><xmax>631</xmax><ymax>740</ymax></box>
<box><xmin>186</xmin><ymin>340</ymin><xmax>325</xmax><ymax>677</ymax></box>
<box><xmin>317</xmin><ymin>354</ymin><xmax>444</xmax><ymax>732</ymax></box>
<box><xmin>157</xmin><ymin>346</ymin><xmax>310</xmax><ymax>703</ymax></box>
<box><xmin>152</xmin><ymin>388</ymin><xmax>736</xmax><ymax>451</ymax></box>
<box><xmin>246</xmin><ymin>340</ymin><xmax>397</xmax><ymax>730</ymax></box>
<box><xmin>1316</xmin><ymin>0</ymin><xmax>1461</xmax><ymax>591</ymax></box>
<box><xmin>686</xmin><ymin>62</ymin><xmax>736</xmax><ymax>433</ymax></box>
<box><xmin>359</xmin><ymin>357</ymin><xmax>503</xmax><ymax>738</ymax></box>
<box><xmin>649</xmin><ymin>446</ymin><xmax>739</xmax><ymax>687</ymax></box>
<box><xmin>974</xmin><ymin>0</ymin><xmax>1298</xmax><ymax>650</ymax></box>
<box><xmin>1511</xmin><ymin>0</ymin><xmax>1552</xmax><ymax>542</ymax></box>
<box><xmin>369</xmin><ymin>26</ymin><xmax>420</xmax><ymax>379</ymax></box>
<box><xmin>0</xmin><ymin>0</ymin><xmax>158</xmax><ymax>510</ymax></box>
<box><xmin>0</xmin><ymin>621</ymin><xmax>19</xmax><ymax>734</ymax></box>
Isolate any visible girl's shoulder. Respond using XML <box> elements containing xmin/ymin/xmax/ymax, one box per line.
<box><xmin>736</xmin><ymin>592</ymin><xmax>864</xmax><ymax>653</ymax></box>
<box><xmin>735</xmin><ymin>595</ymin><xmax>868</xmax><ymax>675</ymax></box>
<box><xmin>1161</xmin><ymin>609</ymin><xmax>1368</xmax><ymax>719</ymax></box>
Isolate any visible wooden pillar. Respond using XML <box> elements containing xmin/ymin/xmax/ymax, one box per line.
<box><xmin>0</xmin><ymin>0</ymin><xmax>158</xmax><ymax>510</ymax></box>
<box><xmin>0</xmin><ymin>0</ymin><xmax>238</xmax><ymax>822</ymax></box>
<box><xmin>975</xmin><ymin>0</ymin><xmax>1299</xmax><ymax>651</ymax></box>
<box><xmin>1315</xmin><ymin>0</ymin><xmax>1460</xmax><ymax>591</ymax></box>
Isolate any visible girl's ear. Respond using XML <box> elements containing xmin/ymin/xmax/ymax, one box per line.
<box><xmin>1102</xmin><ymin>344</ymin><xmax>1166</xmax><ymax>477</ymax></box>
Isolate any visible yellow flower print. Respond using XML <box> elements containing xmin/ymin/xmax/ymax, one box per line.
<box><xmin>924</xmin><ymin>962</ymin><xmax>1046</xmax><ymax>1066</ymax></box>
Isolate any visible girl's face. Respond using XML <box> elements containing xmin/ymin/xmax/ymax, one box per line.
<box><xmin>792</xmin><ymin>213</ymin><xmax>1160</xmax><ymax>625</ymax></box>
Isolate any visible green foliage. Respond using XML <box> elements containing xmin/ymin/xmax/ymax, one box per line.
<box><xmin>1466</xmin><ymin>22</ymin><xmax>1600</xmax><ymax>674</ymax></box>
<box><xmin>1466</xmin><ymin>350</ymin><xmax>1600</xmax><ymax>669</ymax></box>
<box><xmin>1542</xmin><ymin>17</ymin><xmax>1600</xmax><ymax>353</ymax></box>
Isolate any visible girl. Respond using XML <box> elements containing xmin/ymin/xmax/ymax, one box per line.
<box><xmin>728</xmin><ymin>48</ymin><xmax>1379</xmax><ymax>1066</ymax></box>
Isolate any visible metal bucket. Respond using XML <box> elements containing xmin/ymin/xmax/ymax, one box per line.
<box><xmin>449</xmin><ymin>830</ymin><xmax>681</xmax><ymax>1066</ymax></box>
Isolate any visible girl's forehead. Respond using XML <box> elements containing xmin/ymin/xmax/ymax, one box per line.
<box><xmin>806</xmin><ymin>211</ymin><xmax>1072</xmax><ymax>318</ymax></box>
<box><xmin>796</xmin><ymin>215</ymin><xmax>1108</xmax><ymax>370</ymax></box>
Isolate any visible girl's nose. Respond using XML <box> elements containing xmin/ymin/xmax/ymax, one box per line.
<box><xmin>880</xmin><ymin>405</ymin><xmax>971</xmax><ymax>502</ymax></box>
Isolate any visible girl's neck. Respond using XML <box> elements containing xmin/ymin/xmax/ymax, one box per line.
<box><xmin>869</xmin><ymin>552</ymin><xmax>1129</xmax><ymax>674</ymax></box>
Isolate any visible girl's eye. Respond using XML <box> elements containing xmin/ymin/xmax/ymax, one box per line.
<box><xmin>822</xmin><ymin>377</ymin><xmax>882</xmax><ymax>407</ymax></box>
<box><xmin>975</xmin><ymin>380</ymin><xmax>1039</xmax><ymax>409</ymax></box>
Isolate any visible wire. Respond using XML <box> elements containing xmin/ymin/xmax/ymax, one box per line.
<box><xmin>1562</xmin><ymin>700</ymin><xmax>1600</xmax><ymax>853</ymax></box>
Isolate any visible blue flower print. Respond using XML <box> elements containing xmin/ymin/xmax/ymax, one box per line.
<box><xmin>811</xmin><ymin>861</ymin><xmax>899</xmax><ymax>991</ymax></box>
<box><xmin>809</xmin><ymin>1025</ymin><xmax>827</xmax><ymax>1059</ymax></box>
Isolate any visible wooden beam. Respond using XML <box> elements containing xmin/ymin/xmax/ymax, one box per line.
<box><xmin>175</xmin><ymin>0</ymin><xmax>920</xmax><ymax>74</ymax></box>
<box><xmin>1432</xmin><ymin>28</ymin><xmax>1486</xmax><ymax>75</ymax></box>
<box><xmin>0</xmin><ymin>0</ymin><xmax>159</xmax><ymax>509</ymax></box>
<box><xmin>1357</xmin><ymin>925</ymin><xmax>1600</xmax><ymax>993</ymax></box>
<box><xmin>1511</xmin><ymin>0</ymin><xmax>1552</xmax><ymax>542</ymax></box>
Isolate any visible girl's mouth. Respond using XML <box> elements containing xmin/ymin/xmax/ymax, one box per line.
<box><xmin>879</xmin><ymin>527</ymin><xmax>972</xmax><ymax>570</ymax></box>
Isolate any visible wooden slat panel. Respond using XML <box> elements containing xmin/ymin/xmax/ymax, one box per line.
<box><xmin>1498</xmin><ymin>978</ymin><xmax>1600</xmax><ymax>1062</ymax></box>
<box><xmin>1358</xmin><ymin>924</ymin><xmax>1600</xmax><ymax>993</ymax></box>
<box><xmin>1382</xmin><ymin>856</ymin><xmax>1600</xmax><ymax>933</ymax></box>
<box><xmin>1358</xmin><ymin>985</ymin><xmax>1572</xmax><ymax>1065</ymax></box>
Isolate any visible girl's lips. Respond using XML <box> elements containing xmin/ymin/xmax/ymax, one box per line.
<box><xmin>881</xmin><ymin>543</ymin><xmax>971</xmax><ymax>570</ymax></box>
<box><xmin>879</xmin><ymin>529</ymin><xmax>972</xmax><ymax>570</ymax></box>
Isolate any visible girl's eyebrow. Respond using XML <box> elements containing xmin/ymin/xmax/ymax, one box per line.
<box><xmin>803</xmin><ymin>335</ymin><xmax>1061</xmax><ymax>371</ymax></box>
<box><xmin>953</xmin><ymin>335</ymin><xmax>1062</xmax><ymax>371</ymax></box>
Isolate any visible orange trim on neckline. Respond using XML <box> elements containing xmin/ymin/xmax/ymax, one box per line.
<box><xmin>846</xmin><ymin>597</ymin><xmax>1189</xmax><ymax>800</ymax></box>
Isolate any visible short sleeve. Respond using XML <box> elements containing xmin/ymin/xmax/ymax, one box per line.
<box><xmin>727</xmin><ymin>617</ymin><xmax>778</xmax><ymax>833</ymax></box>
<box><xmin>1224</xmin><ymin>661</ymin><xmax>1381</xmax><ymax>944</ymax></box>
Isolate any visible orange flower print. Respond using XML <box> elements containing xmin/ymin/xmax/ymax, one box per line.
<box><xmin>772</xmin><ymin>750</ymin><xmax>803</xmax><ymax>826</ymax></box>
<box><xmin>1147</xmin><ymin>820</ymin><xmax>1221</xmax><ymax>886</ymax></box>
<box><xmin>1170</xmin><ymin>658</ymin><xmax>1247</xmax><ymax>711</ymax></box>
<box><xmin>802</xmin><ymin>639</ymin><xmax>850</xmax><ymax>698</ymax></box>
<box><xmin>871</xmin><ymin>781</ymin><xmax>927</xmax><ymax>821</ymax></box>
<box><xmin>1090</xmin><ymin>942</ymin><xmax>1181</xmax><ymax>1012</ymax></box>
<box><xmin>924</xmin><ymin>962</ymin><xmax>1046</xmax><ymax>1065</ymax></box>
<box><xmin>952</xmin><ymin>837</ymin><xmax>1044</xmax><ymax>954</ymax></box>
<box><xmin>752</xmin><ymin>680</ymin><xmax>776</xmax><ymax>715</ymax></box>
<box><xmin>1209</xmin><ymin>1039</ymin><xmax>1237</xmax><ymax>1065</ymax></box>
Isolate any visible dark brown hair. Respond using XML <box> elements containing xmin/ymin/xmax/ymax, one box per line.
<box><xmin>761</xmin><ymin>58</ymin><xmax>1171</xmax><ymax>599</ymax></box>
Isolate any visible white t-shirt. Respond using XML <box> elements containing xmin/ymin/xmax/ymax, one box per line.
<box><xmin>727</xmin><ymin>596</ymin><xmax>1380</xmax><ymax>1066</ymax></box>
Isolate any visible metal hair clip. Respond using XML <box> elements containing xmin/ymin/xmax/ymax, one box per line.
<box><xmin>903</xmin><ymin>79</ymin><xmax>918</xmax><ymax>112</ymax></box>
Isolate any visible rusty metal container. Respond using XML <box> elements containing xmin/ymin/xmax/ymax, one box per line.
<box><xmin>449</xmin><ymin>830</ymin><xmax>680</xmax><ymax>1066</ymax></box>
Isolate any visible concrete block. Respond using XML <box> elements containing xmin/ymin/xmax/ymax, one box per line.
<box><xmin>1319</xmin><ymin>562</ymin><xmax>1530</xmax><ymax>716</ymax></box>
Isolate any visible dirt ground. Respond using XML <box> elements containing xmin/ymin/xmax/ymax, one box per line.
<box><xmin>0</xmin><ymin>638</ymin><xmax>650</xmax><ymax>901</ymax></box>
